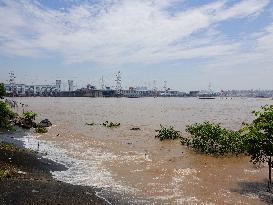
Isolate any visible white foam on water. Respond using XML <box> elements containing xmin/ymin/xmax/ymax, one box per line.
<box><xmin>168</xmin><ymin>168</ymin><xmax>201</xmax><ymax>204</ymax></box>
<box><xmin>217</xmin><ymin>189</ymin><xmax>231</xmax><ymax>198</ymax></box>
<box><xmin>95</xmin><ymin>191</ymin><xmax>113</xmax><ymax>205</ymax></box>
<box><xmin>174</xmin><ymin>168</ymin><xmax>198</xmax><ymax>176</ymax></box>
<box><xmin>176</xmin><ymin>196</ymin><xmax>199</xmax><ymax>204</ymax></box>
<box><xmin>19</xmin><ymin>134</ymin><xmax>136</xmax><ymax>194</ymax></box>
<box><xmin>244</xmin><ymin>168</ymin><xmax>260</xmax><ymax>174</ymax></box>
<box><xmin>172</xmin><ymin>168</ymin><xmax>199</xmax><ymax>185</ymax></box>
<box><xmin>18</xmin><ymin>134</ymin><xmax>202</xmax><ymax>204</ymax></box>
<box><xmin>243</xmin><ymin>193</ymin><xmax>259</xmax><ymax>199</ymax></box>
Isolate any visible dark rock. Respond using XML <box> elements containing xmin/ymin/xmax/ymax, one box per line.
<box><xmin>38</xmin><ymin>119</ymin><xmax>52</xmax><ymax>128</ymax></box>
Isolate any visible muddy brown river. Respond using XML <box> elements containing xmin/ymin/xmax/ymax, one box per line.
<box><xmin>11</xmin><ymin>97</ymin><xmax>273</xmax><ymax>204</ymax></box>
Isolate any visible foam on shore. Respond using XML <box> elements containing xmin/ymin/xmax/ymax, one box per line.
<box><xmin>18</xmin><ymin>134</ymin><xmax>139</xmax><ymax>204</ymax></box>
<box><xmin>19</xmin><ymin>134</ymin><xmax>205</xmax><ymax>204</ymax></box>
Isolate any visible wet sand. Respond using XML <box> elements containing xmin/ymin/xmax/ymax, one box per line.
<box><xmin>6</xmin><ymin>97</ymin><xmax>273</xmax><ymax>204</ymax></box>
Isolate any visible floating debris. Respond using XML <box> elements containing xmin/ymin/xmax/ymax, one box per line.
<box><xmin>130</xmin><ymin>127</ymin><xmax>141</xmax><ymax>131</ymax></box>
<box><xmin>85</xmin><ymin>122</ymin><xmax>95</xmax><ymax>126</ymax></box>
<box><xmin>102</xmin><ymin>121</ymin><xmax>120</xmax><ymax>128</ymax></box>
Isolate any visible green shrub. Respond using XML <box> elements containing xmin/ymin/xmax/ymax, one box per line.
<box><xmin>155</xmin><ymin>125</ymin><xmax>181</xmax><ymax>141</ymax></box>
<box><xmin>0</xmin><ymin>83</ymin><xmax>5</xmax><ymax>99</ymax></box>
<box><xmin>182</xmin><ymin>122</ymin><xmax>244</xmax><ymax>155</ymax></box>
<box><xmin>0</xmin><ymin>101</ymin><xmax>15</xmax><ymax>129</ymax></box>
<box><xmin>23</xmin><ymin>111</ymin><xmax>37</xmax><ymax>121</ymax></box>
<box><xmin>241</xmin><ymin>105</ymin><xmax>273</xmax><ymax>188</ymax></box>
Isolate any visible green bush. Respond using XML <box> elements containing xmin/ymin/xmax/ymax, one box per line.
<box><xmin>0</xmin><ymin>101</ymin><xmax>15</xmax><ymax>129</ymax></box>
<box><xmin>242</xmin><ymin>105</ymin><xmax>273</xmax><ymax>187</ymax></box>
<box><xmin>155</xmin><ymin>125</ymin><xmax>181</xmax><ymax>141</ymax></box>
<box><xmin>23</xmin><ymin>111</ymin><xmax>37</xmax><ymax>121</ymax></box>
<box><xmin>0</xmin><ymin>83</ymin><xmax>5</xmax><ymax>99</ymax></box>
<box><xmin>182</xmin><ymin>122</ymin><xmax>244</xmax><ymax>155</ymax></box>
<box><xmin>242</xmin><ymin>105</ymin><xmax>273</xmax><ymax>164</ymax></box>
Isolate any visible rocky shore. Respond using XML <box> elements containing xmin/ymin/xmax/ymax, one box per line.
<box><xmin>0</xmin><ymin>130</ymin><xmax>109</xmax><ymax>205</ymax></box>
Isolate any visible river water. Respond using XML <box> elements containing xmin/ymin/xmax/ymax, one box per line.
<box><xmin>12</xmin><ymin>97</ymin><xmax>273</xmax><ymax>204</ymax></box>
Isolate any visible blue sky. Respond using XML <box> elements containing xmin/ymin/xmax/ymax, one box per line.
<box><xmin>0</xmin><ymin>0</ymin><xmax>273</xmax><ymax>91</ymax></box>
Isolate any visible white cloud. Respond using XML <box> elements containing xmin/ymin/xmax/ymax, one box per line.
<box><xmin>215</xmin><ymin>0</ymin><xmax>269</xmax><ymax>20</ymax></box>
<box><xmin>0</xmin><ymin>0</ymin><xmax>270</xmax><ymax>65</ymax></box>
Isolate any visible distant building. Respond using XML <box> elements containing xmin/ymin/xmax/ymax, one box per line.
<box><xmin>189</xmin><ymin>91</ymin><xmax>199</xmax><ymax>97</ymax></box>
<box><xmin>120</xmin><ymin>87</ymin><xmax>155</xmax><ymax>97</ymax></box>
<box><xmin>56</xmin><ymin>80</ymin><xmax>61</xmax><ymax>92</ymax></box>
<box><xmin>4</xmin><ymin>84</ymin><xmax>57</xmax><ymax>96</ymax></box>
<box><xmin>59</xmin><ymin>84</ymin><xmax>103</xmax><ymax>97</ymax></box>
<box><xmin>102</xmin><ymin>88</ymin><xmax>115</xmax><ymax>97</ymax></box>
<box><xmin>87</xmin><ymin>84</ymin><xmax>96</xmax><ymax>90</ymax></box>
<box><xmin>68</xmin><ymin>80</ymin><xmax>73</xmax><ymax>92</ymax></box>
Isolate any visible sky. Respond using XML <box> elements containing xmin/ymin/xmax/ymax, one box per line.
<box><xmin>0</xmin><ymin>0</ymin><xmax>273</xmax><ymax>91</ymax></box>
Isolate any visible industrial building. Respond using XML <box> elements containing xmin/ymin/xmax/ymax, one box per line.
<box><xmin>4</xmin><ymin>83</ymin><xmax>58</xmax><ymax>97</ymax></box>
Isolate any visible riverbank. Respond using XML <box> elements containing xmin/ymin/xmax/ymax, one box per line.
<box><xmin>0</xmin><ymin>129</ymin><xmax>109</xmax><ymax>205</ymax></box>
